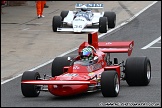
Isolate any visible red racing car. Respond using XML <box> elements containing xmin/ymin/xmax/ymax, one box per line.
<box><xmin>21</xmin><ymin>32</ymin><xmax>151</xmax><ymax>97</ymax></box>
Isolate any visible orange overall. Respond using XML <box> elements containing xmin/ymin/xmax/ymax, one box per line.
<box><xmin>36</xmin><ymin>1</ymin><xmax>46</xmax><ymax>16</ymax></box>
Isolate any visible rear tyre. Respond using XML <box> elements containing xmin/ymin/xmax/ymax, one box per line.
<box><xmin>125</xmin><ymin>57</ymin><xmax>151</xmax><ymax>86</ymax></box>
<box><xmin>60</xmin><ymin>11</ymin><xmax>69</xmax><ymax>21</ymax></box>
<box><xmin>101</xmin><ymin>71</ymin><xmax>119</xmax><ymax>97</ymax></box>
<box><xmin>51</xmin><ymin>56</ymin><xmax>74</xmax><ymax>77</ymax></box>
<box><xmin>21</xmin><ymin>71</ymin><xmax>41</xmax><ymax>97</ymax></box>
<box><xmin>52</xmin><ymin>16</ymin><xmax>62</xmax><ymax>32</ymax></box>
<box><xmin>99</xmin><ymin>17</ymin><xmax>108</xmax><ymax>33</ymax></box>
<box><xmin>104</xmin><ymin>11</ymin><xmax>116</xmax><ymax>28</ymax></box>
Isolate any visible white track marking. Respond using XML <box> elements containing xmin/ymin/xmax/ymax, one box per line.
<box><xmin>141</xmin><ymin>36</ymin><xmax>161</xmax><ymax>49</ymax></box>
<box><xmin>1</xmin><ymin>1</ymin><xmax>158</xmax><ymax>85</ymax></box>
<box><xmin>1</xmin><ymin>74</ymin><xmax>23</xmax><ymax>85</ymax></box>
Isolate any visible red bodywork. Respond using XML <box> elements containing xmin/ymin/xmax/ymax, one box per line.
<box><xmin>21</xmin><ymin>32</ymin><xmax>134</xmax><ymax>96</ymax></box>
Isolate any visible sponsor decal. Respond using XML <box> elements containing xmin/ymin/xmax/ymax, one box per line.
<box><xmin>76</xmin><ymin>3</ymin><xmax>103</xmax><ymax>7</ymax></box>
<box><xmin>88</xmin><ymin>72</ymin><xmax>94</xmax><ymax>76</ymax></box>
<box><xmin>101</xmin><ymin>61</ymin><xmax>104</xmax><ymax>65</ymax></box>
<box><xmin>129</xmin><ymin>43</ymin><xmax>133</xmax><ymax>49</ymax></box>
<box><xmin>106</xmin><ymin>42</ymin><xmax>112</xmax><ymax>45</ymax></box>
<box><xmin>74</xmin><ymin>19</ymin><xmax>84</xmax><ymax>21</ymax></box>
<box><xmin>63</xmin><ymin>73</ymin><xmax>78</xmax><ymax>76</ymax></box>
<box><xmin>73</xmin><ymin>65</ymin><xmax>80</xmax><ymax>70</ymax></box>
<box><xmin>53</xmin><ymin>85</ymin><xmax>58</xmax><ymax>88</ymax></box>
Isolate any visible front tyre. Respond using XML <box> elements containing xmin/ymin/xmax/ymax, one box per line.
<box><xmin>99</xmin><ymin>17</ymin><xmax>108</xmax><ymax>33</ymax></box>
<box><xmin>101</xmin><ymin>71</ymin><xmax>119</xmax><ymax>97</ymax></box>
<box><xmin>21</xmin><ymin>71</ymin><xmax>41</xmax><ymax>97</ymax></box>
<box><xmin>52</xmin><ymin>16</ymin><xmax>62</xmax><ymax>32</ymax></box>
<box><xmin>125</xmin><ymin>57</ymin><xmax>151</xmax><ymax>86</ymax></box>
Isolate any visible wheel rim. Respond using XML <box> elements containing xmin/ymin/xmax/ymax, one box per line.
<box><xmin>115</xmin><ymin>75</ymin><xmax>119</xmax><ymax>93</ymax></box>
<box><xmin>34</xmin><ymin>75</ymin><xmax>40</xmax><ymax>94</ymax></box>
<box><xmin>147</xmin><ymin>63</ymin><xmax>151</xmax><ymax>80</ymax></box>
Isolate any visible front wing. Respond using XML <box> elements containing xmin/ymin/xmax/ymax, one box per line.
<box><xmin>21</xmin><ymin>80</ymin><xmax>97</xmax><ymax>85</ymax></box>
<box><xmin>57</xmin><ymin>28</ymin><xmax>98</xmax><ymax>32</ymax></box>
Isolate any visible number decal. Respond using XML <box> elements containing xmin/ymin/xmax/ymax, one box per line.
<box><xmin>73</xmin><ymin>25</ymin><xmax>82</xmax><ymax>28</ymax></box>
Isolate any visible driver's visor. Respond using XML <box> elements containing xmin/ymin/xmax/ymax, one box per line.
<box><xmin>81</xmin><ymin>51</ymin><xmax>91</xmax><ymax>57</ymax></box>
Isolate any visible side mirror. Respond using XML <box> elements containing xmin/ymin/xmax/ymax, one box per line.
<box><xmin>67</xmin><ymin>57</ymin><xmax>72</xmax><ymax>61</ymax></box>
<box><xmin>93</xmin><ymin>56</ymin><xmax>98</xmax><ymax>63</ymax></box>
<box><xmin>94</xmin><ymin>56</ymin><xmax>98</xmax><ymax>61</ymax></box>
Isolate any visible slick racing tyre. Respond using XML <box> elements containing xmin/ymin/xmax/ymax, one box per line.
<box><xmin>101</xmin><ymin>71</ymin><xmax>120</xmax><ymax>97</ymax></box>
<box><xmin>125</xmin><ymin>57</ymin><xmax>151</xmax><ymax>86</ymax></box>
<box><xmin>21</xmin><ymin>71</ymin><xmax>41</xmax><ymax>97</ymax></box>
<box><xmin>60</xmin><ymin>11</ymin><xmax>69</xmax><ymax>21</ymax></box>
<box><xmin>104</xmin><ymin>11</ymin><xmax>116</xmax><ymax>28</ymax></box>
<box><xmin>51</xmin><ymin>56</ymin><xmax>73</xmax><ymax>77</ymax></box>
<box><xmin>52</xmin><ymin>16</ymin><xmax>62</xmax><ymax>32</ymax></box>
<box><xmin>99</xmin><ymin>17</ymin><xmax>108</xmax><ymax>33</ymax></box>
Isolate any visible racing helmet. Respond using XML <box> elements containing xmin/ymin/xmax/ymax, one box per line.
<box><xmin>81</xmin><ymin>5</ymin><xmax>88</xmax><ymax>11</ymax></box>
<box><xmin>80</xmin><ymin>46</ymin><xmax>94</xmax><ymax>60</ymax></box>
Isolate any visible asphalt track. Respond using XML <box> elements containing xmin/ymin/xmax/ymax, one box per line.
<box><xmin>1</xmin><ymin>1</ymin><xmax>156</xmax><ymax>82</ymax></box>
<box><xmin>1</xmin><ymin>1</ymin><xmax>161</xmax><ymax>107</ymax></box>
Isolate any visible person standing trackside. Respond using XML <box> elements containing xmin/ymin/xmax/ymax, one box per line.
<box><xmin>36</xmin><ymin>1</ymin><xmax>45</xmax><ymax>18</ymax></box>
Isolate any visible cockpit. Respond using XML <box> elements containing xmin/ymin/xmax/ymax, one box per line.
<box><xmin>74</xmin><ymin>11</ymin><xmax>93</xmax><ymax>21</ymax></box>
<box><xmin>73</xmin><ymin>60</ymin><xmax>94</xmax><ymax>66</ymax></box>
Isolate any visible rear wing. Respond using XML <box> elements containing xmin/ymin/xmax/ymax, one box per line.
<box><xmin>98</xmin><ymin>41</ymin><xmax>134</xmax><ymax>56</ymax></box>
<box><xmin>78</xmin><ymin>32</ymin><xmax>134</xmax><ymax>56</ymax></box>
<box><xmin>75</xmin><ymin>3</ymin><xmax>103</xmax><ymax>9</ymax></box>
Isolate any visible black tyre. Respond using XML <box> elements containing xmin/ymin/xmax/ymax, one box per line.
<box><xmin>52</xmin><ymin>16</ymin><xmax>62</xmax><ymax>32</ymax></box>
<box><xmin>101</xmin><ymin>71</ymin><xmax>120</xmax><ymax>97</ymax></box>
<box><xmin>60</xmin><ymin>11</ymin><xmax>69</xmax><ymax>21</ymax></box>
<box><xmin>104</xmin><ymin>11</ymin><xmax>116</xmax><ymax>28</ymax></box>
<box><xmin>21</xmin><ymin>71</ymin><xmax>41</xmax><ymax>97</ymax></box>
<box><xmin>99</xmin><ymin>17</ymin><xmax>108</xmax><ymax>33</ymax></box>
<box><xmin>125</xmin><ymin>57</ymin><xmax>151</xmax><ymax>86</ymax></box>
<box><xmin>51</xmin><ymin>56</ymin><xmax>73</xmax><ymax>77</ymax></box>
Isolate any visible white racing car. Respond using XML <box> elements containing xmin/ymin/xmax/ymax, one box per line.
<box><xmin>52</xmin><ymin>3</ymin><xmax>116</xmax><ymax>33</ymax></box>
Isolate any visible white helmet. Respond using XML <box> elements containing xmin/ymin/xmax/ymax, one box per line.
<box><xmin>81</xmin><ymin>5</ymin><xmax>88</xmax><ymax>11</ymax></box>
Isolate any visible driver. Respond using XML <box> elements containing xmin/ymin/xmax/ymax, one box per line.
<box><xmin>74</xmin><ymin>5</ymin><xmax>93</xmax><ymax>21</ymax></box>
<box><xmin>80</xmin><ymin>46</ymin><xmax>96</xmax><ymax>61</ymax></box>
<box><xmin>80</xmin><ymin>5</ymin><xmax>89</xmax><ymax>12</ymax></box>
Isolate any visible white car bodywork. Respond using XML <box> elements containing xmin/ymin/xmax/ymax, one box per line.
<box><xmin>57</xmin><ymin>3</ymin><xmax>105</xmax><ymax>33</ymax></box>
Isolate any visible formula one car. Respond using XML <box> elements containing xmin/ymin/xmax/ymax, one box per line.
<box><xmin>21</xmin><ymin>32</ymin><xmax>151</xmax><ymax>97</ymax></box>
<box><xmin>52</xmin><ymin>3</ymin><xmax>116</xmax><ymax>33</ymax></box>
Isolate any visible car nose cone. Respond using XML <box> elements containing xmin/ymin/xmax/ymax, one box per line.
<box><xmin>73</xmin><ymin>17</ymin><xmax>86</xmax><ymax>32</ymax></box>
